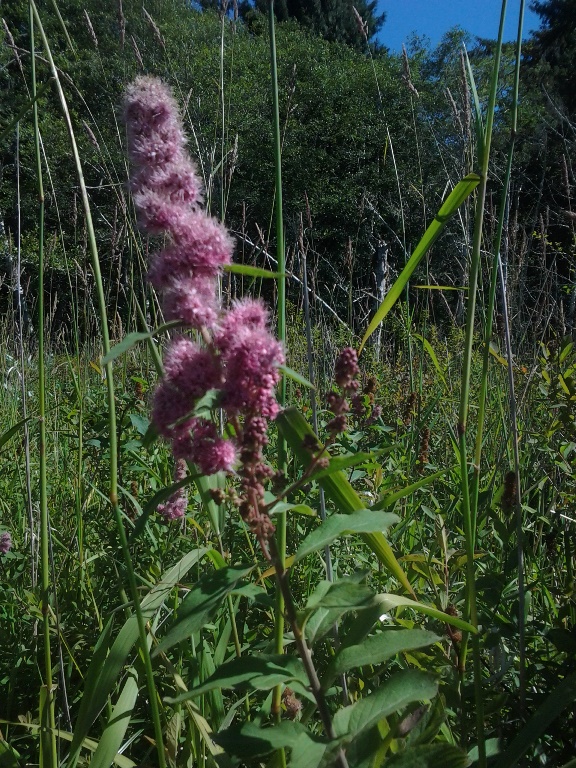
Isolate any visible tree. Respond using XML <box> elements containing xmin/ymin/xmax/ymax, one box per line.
<box><xmin>528</xmin><ymin>0</ymin><xmax>576</xmax><ymax>115</ymax></box>
<box><xmin>241</xmin><ymin>0</ymin><xmax>386</xmax><ymax>49</ymax></box>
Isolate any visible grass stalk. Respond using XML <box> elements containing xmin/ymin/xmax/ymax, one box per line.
<box><xmin>15</xmin><ymin>121</ymin><xmax>36</xmax><ymax>590</ymax></box>
<box><xmin>268</xmin><ymin>0</ymin><xmax>287</xmax><ymax>756</ymax></box>
<box><xmin>457</xmin><ymin>2</ymin><xmax>509</xmax><ymax>763</ymax></box>
<box><xmin>29</xmin><ymin>7</ymin><xmax>57</xmax><ymax>766</ymax></box>
<box><xmin>29</xmin><ymin>4</ymin><xmax>166</xmax><ymax>765</ymax></box>
<box><xmin>470</xmin><ymin>0</ymin><xmax>526</xmax><ymax>711</ymax></box>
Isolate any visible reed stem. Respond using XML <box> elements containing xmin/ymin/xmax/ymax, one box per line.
<box><xmin>29</xmin><ymin>6</ymin><xmax>57</xmax><ymax>765</ymax></box>
<box><xmin>30</xmin><ymin>4</ymin><xmax>166</xmax><ymax>764</ymax></box>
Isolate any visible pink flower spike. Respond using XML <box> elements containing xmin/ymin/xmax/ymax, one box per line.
<box><xmin>220</xmin><ymin>329</ymin><xmax>284</xmax><ymax>418</ymax></box>
<box><xmin>124</xmin><ymin>76</ymin><xmax>186</xmax><ymax>168</ymax></box>
<box><xmin>163</xmin><ymin>336</ymin><xmax>221</xmax><ymax>399</ymax></box>
<box><xmin>0</xmin><ymin>531</ymin><xmax>12</xmax><ymax>554</ymax></box>
<box><xmin>162</xmin><ymin>276</ymin><xmax>219</xmax><ymax>330</ymax></box>
<box><xmin>157</xmin><ymin>459</ymin><xmax>188</xmax><ymax>520</ymax></box>
<box><xmin>151</xmin><ymin>379</ymin><xmax>194</xmax><ymax>438</ymax></box>
<box><xmin>215</xmin><ymin>299</ymin><xmax>269</xmax><ymax>353</ymax></box>
<box><xmin>170</xmin><ymin>211</ymin><xmax>234</xmax><ymax>274</ymax></box>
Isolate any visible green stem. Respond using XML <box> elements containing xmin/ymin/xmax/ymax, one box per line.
<box><xmin>29</xmin><ymin>7</ymin><xmax>57</xmax><ymax>766</ymax></box>
<box><xmin>29</xmin><ymin>4</ymin><xmax>166</xmax><ymax>765</ymax></box>
<box><xmin>268</xmin><ymin>1</ymin><xmax>287</xmax><ymax>758</ymax></box>
<box><xmin>457</xmin><ymin>3</ymin><xmax>509</xmax><ymax>765</ymax></box>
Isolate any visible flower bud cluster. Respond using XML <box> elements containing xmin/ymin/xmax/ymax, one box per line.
<box><xmin>0</xmin><ymin>531</ymin><xmax>12</xmax><ymax>555</ymax></box>
<box><xmin>326</xmin><ymin>347</ymin><xmax>360</xmax><ymax>434</ymax></box>
<box><xmin>125</xmin><ymin>77</ymin><xmax>284</xmax><ymax>536</ymax></box>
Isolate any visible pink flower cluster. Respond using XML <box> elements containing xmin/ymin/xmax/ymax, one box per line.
<box><xmin>125</xmin><ymin>77</ymin><xmax>284</xmax><ymax>533</ymax></box>
<box><xmin>0</xmin><ymin>531</ymin><xmax>11</xmax><ymax>555</ymax></box>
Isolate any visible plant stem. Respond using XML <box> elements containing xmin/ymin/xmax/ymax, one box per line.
<box><xmin>268</xmin><ymin>535</ymin><xmax>349</xmax><ymax>768</ymax></box>
<box><xmin>458</xmin><ymin>3</ymin><xmax>509</xmax><ymax>764</ymax></box>
<box><xmin>29</xmin><ymin>7</ymin><xmax>57</xmax><ymax>766</ymax></box>
<box><xmin>268</xmin><ymin>1</ymin><xmax>288</xmax><ymax>752</ymax></box>
<box><xmin>29</xmin><ymin>4</ymin><xmax>166</xmax><ymax>765</ymax></box>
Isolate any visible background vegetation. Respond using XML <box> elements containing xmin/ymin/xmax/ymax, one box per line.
<box><xmin>0</xmin><ymin>0</ymin><xmax>575</xmax><ymax>766</ymax></box>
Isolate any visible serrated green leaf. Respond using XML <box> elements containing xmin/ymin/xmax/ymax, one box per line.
<box><xmin>386</xmin><ymin>743</ymin><xmax>468</xmax><ymax>768</ymax></box>
<box><xmin>333</xmin><ymin>671</ymin><xmax>438</xmax><ymax>742</ymax></box>
<box><xmin>308</xmin><ymin>451</ymin><xmax>382</xmax><ymax>482</ymax></box>
<box><xmin>358</xmin><ymin>173</ymin><xmax>480</xmax><ymax>353</ymax></box>
<box><xmin>294</xmin><ymin>510</ymin><xmax>398</xmax><ymax>563</ymax></box>
<box><xmin>167</xmin><ymin>655</ymin><xmax>308</xmax><ymax>703</ymax></box>
<box><xmin>213</xmin><ymin>721</ymin><xmax>321</xmax><ymax>758</ymax></box>
<box><xmin>325</xmin><ymin>629</ymin><xmax>439</xmax><ymax>682</ymax></box>
<box><xmin>153</xmin><ymin>565</ymin><xmax>253</xmax><ymax>656</ymax></box>
<box><xmin>269</xmin><ymin>501</ymin><xmax>317</xmax><ymax>517</ymax></box>
<box><xmin>303</xmin><ymin>575</ymin><xmax>375</xmax><ymax>645</ymax></box>
<box><xmin>371</xmin><ymin>470</ymin><xmax>447</xmax><ymax>510</ymax></box>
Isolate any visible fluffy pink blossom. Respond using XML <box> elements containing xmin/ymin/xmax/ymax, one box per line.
<box><xmin>172</xmin><ymin>418</ymin><xmax>236</xmax><ymax>474</ymax></box>
<box><xmin>215</xmin><ymin>299</ymin><xmax>269</xmax><ymax>353</ymax></box>
<box><xmin>221</xmin><ymin>330</ymin><xmax>284</xmax><ymax>418</ymax></box>
<box><xmin>162</xmin><ymin>277</ymin><xmax>219</xmax><ymax>330</ymax></box>
<box><xmin>148</xmin><ymin>213</ymin><xmax>233</xmax><ymax>285</ymax></box>
<box><xmin>163</xmin><ymin>336</ymin><xmax>221</xmax><ymax>399</ymax></box>
<box><xmin>124</xmin><ymin>76</ymin><xmax>187</xmax><ymax>168</ymax></box>
<box><xmin>0</xmin><ymin>531</ymin><xmax>11</xmax><ymax>554</ymax></box>
<box><xmin>157</xmin><ymin>458</ymin><xmax>188</xmax><ymax>520</ymax></box>
<box><xmin>152</xmin><ymin>380</ymin><xmax>193</xmax><ymax>438</ymax></box>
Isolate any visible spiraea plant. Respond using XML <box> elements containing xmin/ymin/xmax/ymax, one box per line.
<box><xmin>118</xmin><ymin>75</ymin><xmax>470</xmax><ymax>768</ymax></box>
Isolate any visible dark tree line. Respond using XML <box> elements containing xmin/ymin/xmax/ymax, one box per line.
<box><xmin>0</xmin><ymin>0</ymin><xmax>574</xmax><ymax>343</ymax></box>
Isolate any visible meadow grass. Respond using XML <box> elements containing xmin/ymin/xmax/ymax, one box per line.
<box><xmin>0</xmin><ymin>1</ymin><xmax>575</xmax><ymax>766</ymax></box>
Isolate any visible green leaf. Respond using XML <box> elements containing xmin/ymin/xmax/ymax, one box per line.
<box><xmin>386</xmin><ymin>743</ymin><xmax>469</xmax><ymax>768</ymax></box>
<box><xmin>463</xmin><ymin>47</ymin><xmax>485</xmax><ymax>164</ymax></box>
<box><xmin>0</xmin><ymin>737</ymin><xmax>20</xmax><ymax>768</ymax></box>
<box><xmin>468</xmin><ymin>738</ymin><xmax>501</xmax><ymax>764</ymax></box>
<box><xmin>294</xmin><ymin>510</ymin><xmax>398</xmax><ymax>563</ymax></box>
<box><xmin>325</xmin><ymin>629</ymin><xmax>439</xmax><ymax>682</ymax></box>
<box><xmin>269</xmin><ymin>502</ymin><xmax>317</xmax><ymax>517</ymax></box>
<box><xmin>224</xmin><ymin>263</ymin><xmax>282</xmax><ymax>278</ymax></box>
<box><xmin>278</xmin><ymin>365</ymin><xmax>315</xmax><ymax>389</ymax></box>
<box><xmin>90</xmin><ymin>668</ymin><xmax>139</xmax><ymax>768</ymax></box>
<box><xmin>167</xmin><ymin>655</ymin><xmax>308</xmax><ymax>703</ymax></box>
<box><xmin>213</xmin><ymin>721</ymin><xmax>321</xmax><ymax>759</ymax></box>
<box><xmin>100</xmin><ymin>321</ymin><xmax>181</xmax><ymax>365</ymax></box>
<box><xmin>153</xmin><ymin>565</ymin><xmax>253</xmax><ymax>656</ymax></box>
<box><xmin>371</xmin><ymin>470</ymin><xmax>447</xmax><ymax>510</ymax></box>
<box><xmin>413</xmin><ymin>334</ymin><xmax>447</xmax><ymax>390</ymax></box>
<box><xmin>333</xmin><ymin>671</ymin><xmax>438</xmax><ymax>742</ymax></box>
<box><xmin>308</xmin><ymin>451</ymin><xmax>387</xmax><ymax>482</ymax></box>
<box><xmin>376</xmin><ymin>594</ymin><xmax>478</xmax><ymax>634</ymax></box>
<box><xmin>358</xmin><ymin>173</ymin><xmax>480</xmax><ymax>353</ymax></box>
<box><xmin>302</xmin><ymin>579</ymin><xmax>379</xmax><ymax>645</ymax></box>
<box><xmin>0</xmin><ymin>418</ymin><xmax>32</xmax><ymax>454</ymax></box>
<box><xmin>277</xmin><ymin>407</ymin><xmax>414</xmax><ymax>596</ymax></box>
<box><xmin>493</xmin><ymin>672</ymin><xmax>576</xmax><ymax>768</ymax></box>
<box><xmin>68</xmin><ymin>549</ymin><xmax>208</xmax><ymax>764</ymax></box>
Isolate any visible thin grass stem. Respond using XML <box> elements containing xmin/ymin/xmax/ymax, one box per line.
<box><xmin>29</xmin><ymin>4</ymin><xmax>167</xmax><ymax>765</ymax></box>
<box><xmin>28</xmin><ymin>8</ymin><xmax>57</xmax><ymax>766</ymax></box>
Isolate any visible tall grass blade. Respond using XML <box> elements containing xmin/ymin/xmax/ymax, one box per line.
<box><xmin>89</xmin><ymin>668</ymin><xmax>139</xmax><ymax>768</ymax></box>
<box><xmin>358</xmin><ymin>174</ymin><xmax>480</xmax><ymax>353</ymax></box>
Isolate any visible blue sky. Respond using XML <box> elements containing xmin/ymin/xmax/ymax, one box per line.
<box><xmin>378</xmin><ymin>1</ymin><xmax>542</xmax><ymax>52</ymax></box>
